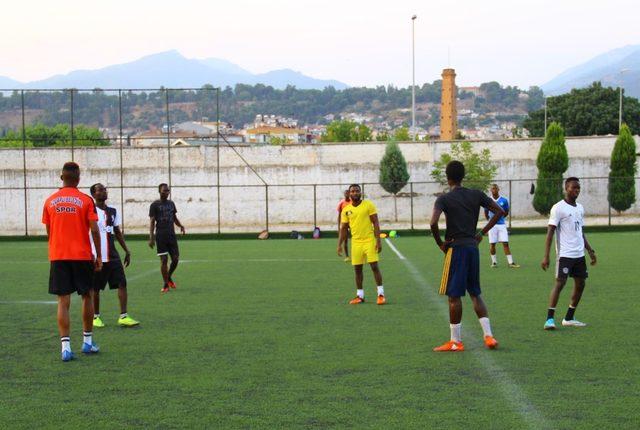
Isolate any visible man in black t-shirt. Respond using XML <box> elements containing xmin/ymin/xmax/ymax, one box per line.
<box><xmin>149</xmin><ymin>183</ymin><xmax>186</xmax><ymax>293</ymax></box>
<box><xmin>429</xmin><ymin>161</ymin><xmax>504</xmax><ymax>352</ymax></box>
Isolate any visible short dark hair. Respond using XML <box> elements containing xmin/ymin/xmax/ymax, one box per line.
<box><xmin>62</xmin><ymin>161</ymin><xmax>80</xmax><ymax>174</ymax></box>
<box><xmin>445</xmin><ymin>161</ymin><xmax>465</xmax><ymax>183</ymax></box>
<box><xmin>348</xmin><ymin>184</ymin><xmax>361</xmax><ymax>191</ymax></box>
<box><xmin>158</xmin><ymin>183</ymin><xmax>168</xmax><ymax>192</ymax></box>
<box><xmin>491</xmin><ymin>183</ymin><xmax>499</xmax><ymax>188</ymax></box>
<box><xmin>89</xmin><ymin>183</ymin><xmax>103</xmax><ymax>196</ymax></box>
<box><xmin>565</xmin><ymin>177</ymin><xmax>580</xmax><ymax>186</ymax></box>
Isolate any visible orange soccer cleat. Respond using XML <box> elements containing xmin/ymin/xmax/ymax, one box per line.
<box><xmin>433</xmin><ymin>340</ymin><xmax>464</xmax><ymax>352</ymax></box>
<box><xmin>161</xmin><ymin>286</ymin><xmax>170</xmax><ymax>294</ymax></box>
<box><xmin>484</xmin><ymin>335</ymin><xmax>499</xmax><ymax>349</ymax></box>
<box><xmin>168</xmin><ymin>279</ymin><xmax>177</xmax><ymax>289</ymax></box>
<box><xmin>349</xmin><ymin>296</ymin><xmax>365</xmax><ymax>305</ymax></box>
<box><xmin>376</xmin><ymin>295</ymin><xmax>386</xmax><ymax>305</ymax></box>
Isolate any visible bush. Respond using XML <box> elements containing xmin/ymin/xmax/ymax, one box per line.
<box><xmin>430</xmin><ymin>141</ymin><xmax>497</xmax><ymax>191</ymax></box>
<box><xmin>608</xmin><ymin>124</ymin><xmax>637</xmax><ymax>213</ymax></box>
<box><xmin>380</xmin><ymin>141</ymin><xmax>410</xmax><ymax>221</ymax></box>
<box><xmin>533</xmin><ymin>122</ymin><xmax>568</xmax><ymax>215</ymax></box>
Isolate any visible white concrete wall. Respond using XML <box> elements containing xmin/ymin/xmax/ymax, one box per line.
<box><xmin>1</xmin><ymin>136</ymin><xmax>639</xmax><ymax>235</ymax></box>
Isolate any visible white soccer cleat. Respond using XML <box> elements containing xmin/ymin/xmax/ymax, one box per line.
<box><xmin>562</xmin><ymin>319</ymin><xmax>587</xmax><ymax>327</ymax></box>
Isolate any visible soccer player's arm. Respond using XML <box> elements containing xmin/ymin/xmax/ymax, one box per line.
<box><xmin>478</xmin><ymin>194</ymin><xmax>504</xmax><ymax>243</ymax></box>
<box><xmin>88</xmin><ymin>201</ymin><xmax>102</xmax><ymax>272</ymax></box>
<box><xmin>368</xmin><ymin>202</ymin><xmax>382</xmax><ymax>253</ymax></box>
<box><xmin>42</xmin><ymin>204</ymin><xmax>50</xmax><ymax>237</ymax></box>
<box><xmin>583</xmin><ymin>232</ymin><xmax>596</xmax><ymax>266</ymax></box>
<box><xmin>541</xmin><ymin>206</ymin><xmax>559</xmax><ymax>271</ymax></box>
<box><xmin>430</xmin><ymin>197</ymin><xmax>448</xmax><ymax>253</ymax></box>
<box><xmin>148</xmin><ymin>203</ymin><xmax>156</xmax><ymax>248</ymax></box>
<box><xmin>113</xmin><ymin>209</ymin><xmax>131</xmax><ymax>267</ymax></box>
<box><xmin>337</xmin><ymin>209</ymin><xmax>348</xmax><ymax>256</ymax></box>
<box><xmin>503</xmin><ymin>198</ymin><xmax>510</xmax><ymax>217</ymax></box>
<box><xmin>173</xmin><ymin>203</ymin><xmax>186</xmax><ymax>234</ymax></box>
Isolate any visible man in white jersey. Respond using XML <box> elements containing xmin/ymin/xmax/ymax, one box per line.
<box><xmin>89</xmin><ymin>183</ymin><xmax>139</xmax><ymax>327</ymax></box>
<box><xmin>541</xmin><ymin>177</ymin><xmax>596</xmax><ymax>330</ymax></box>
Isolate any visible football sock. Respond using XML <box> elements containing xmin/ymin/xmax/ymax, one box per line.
<box><xmin>490</xmin><ymin>255</ymin><xmax>497</xmax><ymax>264</ymax></box>
<box><xmin>450</xmin><ymin>323</ymin><xmax>462</xmax><ymax>343</ymax></box>
<box><xmin>507</xmin><ymin>254</ymin><xmax>514</xmax><ymax>265</ymax></box>
<box><xmin>356</xmin><ymin>289</ymin><xmax>364</xmax><ymax>299</ymax></box>
<box><xmin>565</xmin><ymin>306</ymin><xmax>576</xmax><ymax>321</ymax></box>
<box><xmin>547</xmin><ymin>308</ymin><xmax>555</xmax><ymax>320</ymax></box>
<box><xmin>94</xmin><ymin>313</ymin><xmax>100</xmax><ymax>319</ymax></box>
<box><xmin>377</xmin><ymin>286</ymin><xmax>384</xmax><ymax>296</ymax></box>
<box><xmin>479</xmin><ymin>317</ymin><xmax>493</xmax><ymax>337</ymax></box>
<box><xmin>120</xmin><ymin>313</ymin><xmax>128</xmax><ymax>319</ymax></box>
<box><xmin>61</xmin><ymin>337</ymin><xmax>71</xmax><ymax>353</ymax></box>
<box><xmin>83</xmin><ymin>331</ymin><xmax>92</xmax><ymax>345</ymax></box>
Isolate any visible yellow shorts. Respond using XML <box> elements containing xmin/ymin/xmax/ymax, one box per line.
<box><xmin>351</xmin><ymin>240</ymin><xmax>379</xmax><ymax>265</ymax></box>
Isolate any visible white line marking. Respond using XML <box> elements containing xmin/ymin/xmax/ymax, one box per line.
<box><xmin>389</xmin><ymin>242</ymin><xmax>551</xmax><ymax>430</ymax></box>
<box><xmin>0</xmin><ymin>300</ymin><xmax>57</xmax><ymax>305</ymax></box>
<box><xmin>384</xmin><ymin>238</ymin><xmax>406</xmax><ymax>260</ymax></box>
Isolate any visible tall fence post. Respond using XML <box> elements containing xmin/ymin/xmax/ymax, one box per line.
<box><xmin>21</xmin><ymin>90</ymin><xmax>28</xmax><ymax>236</ymax></box>
<box><xmin>118</xmin><ymin>90</ymin><xmax>125</xmax><ymax>231</ymax></box>
<box><xmin>313</xmin><ymin>184</ymin><xmax>317</xmax><ymax>228</ymax></box>
<box><xmin>70</xmin><ymin>89</ymin><xmax>75</xmax><ymax>161</ymax></box>
<box><xmin>216</xmin><ymin>88</ymin><xmax>221</xmax><ymax>234</ymax></box>
<box><xmin>608</xmin><ymin>204</ymin><xmax>611</xmax><ymax>226</ymax></box>
<box><xmin>165</xmin><ymin>89</ymin><xmax>172</xmax><ymax>189</ymax></box>
<box><xmin>265</xmin><ymin>185</ymin><xmax>269</xmax><ymax>232</ymax></box>
<box><xmin>508</xmin><ymin>179</ymin><xmax>512</xmax><ymax>229</ymax></box>
<box><xmin>410</xmin><ymin>182</ymin><xmax>414</xmax><ymax>230</ymax></box>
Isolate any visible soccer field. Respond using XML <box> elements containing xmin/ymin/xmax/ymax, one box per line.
<box><xmin>1</xmin><ymin>232</ymin><xmax>639</xmax><ymax>429</ymax></box>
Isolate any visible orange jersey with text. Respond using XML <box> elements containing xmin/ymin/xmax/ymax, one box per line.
<box><xmin>42</xmin><ymin>187</ymin><xmax>98</xmax><ymax>261</ymax></box>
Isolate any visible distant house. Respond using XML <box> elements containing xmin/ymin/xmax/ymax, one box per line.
<box><xmin>245</xmin><ymin>126</ymin><xmax>309</xmax><ymax>144</ymax></box>
<box><xmin>459</xmin><ymin>86</ymin><xmax>482</xmax><ymax>97</ymax></box>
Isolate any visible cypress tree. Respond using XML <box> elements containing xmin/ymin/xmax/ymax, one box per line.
<box><xmin>533</xmin><ymin>122</ymin><xmax>568</xmax><ymax>215</ymax></box>
<box><xmin>380</xmin><ymin>141</ymin><xmax>410</xmax><ymax>221</ymax></box>
<box><xmin>608</xmin><ymin>124</ymin><xmax>637</xmax><ymax>213</ymax></box>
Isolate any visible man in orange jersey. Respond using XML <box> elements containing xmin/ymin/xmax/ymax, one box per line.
<box><xmin>42</xmin><ymin>162</ymin><xmax>102</xmax><ymax>361</ymax></box>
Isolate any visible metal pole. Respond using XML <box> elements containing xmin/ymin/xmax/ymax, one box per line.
<box><xmin>70</xmin><ymin>89</ymin><xmax>75</xmax><ymax>161</ymax></box>
<box><xmin>544</xmin><ymin>96</ymin><xmax>547</xmax><ymax>134</ymax></box>
<box><xmin>508</xmin><ymin>180</ymin><xmax>512</xmax><ymax>229</ymax></box>
<box><xmin>410</xmin><ymin>182</ymin><xmax>414</xmax><ymax>230</ymax></box>
<box><xmin>21</xmin><ymin>90</ymin><xmax>28</xmax><ymax>236</ymax></box>
<box><xmin>608</xmin><ymin>203</ymin><xmax>611</xmax><ymax>227</ymax></box>
<box><xmin>619</xmin><ymin>83</ymin><xmax>623</xmax><ymax>133</ymax></box>
<box><xmin>118</xmin><ymin>90</ymin><xmax>124</xmax><ymax>230</ymax></box>
<box><xmin>411</xmin><ymin>15</ymin><xmax>417</xmax><ymax>141</ymax></box>
<box><xmin>313</xmin><ymin>184</ymin><xmax>317</xmax><ymax>227</ymax></box>
<box><xmin>165</xmin><ymin>89</ymin><xmax>171</xmax><ymax>189</ymax></box>
<box><xmin>216</xmin><ymin>88</ymin><xmax>221</xmax><ymax>234</ymax></box>
<box><xmin>265</xmin><ymin>185</ymin><xmax>269</xmax><ymax>232</ymax></box>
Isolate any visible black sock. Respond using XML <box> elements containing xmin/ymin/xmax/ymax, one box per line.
<box><xmin>547</xmin><ymin>308</ymin><xmax>555</xmax><ymax>320</ymax></box>
<box><xmin>565</xmin><ymin>306</ymin><xmax>576</xmax><ymax>321</ymax></box>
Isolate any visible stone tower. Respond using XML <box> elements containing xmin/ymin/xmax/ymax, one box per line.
<box><xmin>440</xmin><ymin>68</ymin><xmax>457</xmax><ymax>140</ymax></box>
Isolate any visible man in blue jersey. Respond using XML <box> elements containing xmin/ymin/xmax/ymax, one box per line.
<box><xmin>484</xmin><ymin>184</ymin><xmax>520</xmax><ymax>268</ymax></box>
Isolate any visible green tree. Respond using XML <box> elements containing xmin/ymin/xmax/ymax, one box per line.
<box><xmin>321</xmin><ymin>120</ymin><xmax>372</xmax><ymax>142</ymax></box>
<box><xmin>608</xmin><ymin>124</ymin><xmax>637</xmax><ymax>213</ymax></box>
<box><xmin>379</xmin><ymin>141</ymin><xmax>410</xmax><ymax>221</ymax></box>
<box><xmin>430</xmin><ymin>141</ymin><xmax>497</xmax><ymax>191</ymax></box>
<box><xmin>523</xmin><ymin>82</ymin><xmax>640</xmax><ymax>137</ymax></box>
<box><xmin>0</xmin><ymin>124</ymin><xmax>109</xmax><ymax>147</ymax></box>
<box><xmin>533</xmin><ymin>122</ymin><xmax>568</xmax><ymax>215</ymax></box>
<box><xmin>394</xmin><ymin>126</ymin><xmax>410</xmax><ymax>141</ymax></box>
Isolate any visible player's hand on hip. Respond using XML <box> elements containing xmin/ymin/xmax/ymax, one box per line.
<box><xmin>541</xmin><ymin>257</ymin><xmax>549</xmax><ymax>271</ymax></box>
<box><xmin>475</xmin><ymin>233</ymin><xmax>483</xmax><ymax>244</ymax></box>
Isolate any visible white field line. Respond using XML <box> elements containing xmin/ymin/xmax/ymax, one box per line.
<box><xmin>384</xmin><ymin>238</ymin><xmax>551</xmax><ymax>430</ymax></box>
<box><xmin>0</xmin><ymin>300</ymin><xmax>57</xmax><ymax>305</ymax></box>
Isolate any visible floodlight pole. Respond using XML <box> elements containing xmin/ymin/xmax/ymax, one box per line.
<box><xmin>411</xmin><ymin>15</ymin><xmax>417</xmax><ymax>141</ymax></box>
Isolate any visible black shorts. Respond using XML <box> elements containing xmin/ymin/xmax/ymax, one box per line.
<box><xmin>556</xmin><ymin>256</ymin><xmax>588</xmax><ymax>280</ymax></box>
<box><xmin>49</xmin><ymin>260</ymin><xmax>94</xmax><ymax>296</ymax></box>
<box><xmin>156</xmin><ymin>234</ymin><xmax>179</xmax><ymax>257</ymax></box>
<box><xmin>93</xmin><ymin>260</ymin><xmax>127</xmax><ymax>290</ymax></box>
<box><xmin>439</xmin><ymin>246</ymin><xmax>481</xmax><ymax>297</ymax></box>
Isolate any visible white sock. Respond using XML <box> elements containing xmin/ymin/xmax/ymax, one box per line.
<box><xmin>94</xmin><ymin>313</ymin><xmax>100</xmax><ymax>319</ymax></box>
<box><xmin>356</xmin><ymin>289</ymin><xmax>364</xmax><ymax>299</ymax></box>
<box><xmin>83</xmin><ymin>331</ymin><xmax>92</xmax><ymax>345</ymax></box>
<box><xmin>507</xmin><ymin>254</ymin><xmax>514</xmax><ymax>264</ymax></box>
<box><xmin>490</xmin><ymin>255</ymin><xmax>497</xmax><ymax>264</ymax></box>
<box><xmin>61</xmin><ymin>337</ymin><xmax>71</xmax><ymax>353</ymax></box>
<box><xmin>120</xmin><ymin>313</ymin><xmax>128</xmax><ymax>319</ymax></box>
<box><xmin>377</xmin><ymin>286</ymin><xmax>384</xmax><ymax>296</ymax></box>
<box><xmin>449</xmin><ymin>323</ymin><xmax>462</xmax><ymax>343</ymax></box>
<box><xmin>479</xmin><ymin>317</ymin><xmax>493</xmax><ymax>337</ymax></box>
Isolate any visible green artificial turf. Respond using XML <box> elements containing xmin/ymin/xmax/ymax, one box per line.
<box><xmin>1</xmin><ymin>232</ymin><xmax>638</xmax><ymax>429</ymax></box>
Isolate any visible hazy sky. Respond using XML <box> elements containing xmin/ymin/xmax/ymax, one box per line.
<box><xmin>1</xmin><ymin>0</ymin><xmax>638</xmax><ymax>88</ymax></box>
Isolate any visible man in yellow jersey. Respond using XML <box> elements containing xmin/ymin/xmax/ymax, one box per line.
<box><xmin>337</xmin><ymin>184</ymin><xmax>386</xmax><ymax>305</ymax></box>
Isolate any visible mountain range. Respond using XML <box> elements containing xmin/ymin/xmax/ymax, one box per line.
<box><xmin>542</xmin><ymin>44</ymin><xmax>640</xmax><ymax>98</ymax></box>
<box><xmin>0</xmin><ymin>50</ymin><xmax>348</xmax><ymax>90</ymax></box>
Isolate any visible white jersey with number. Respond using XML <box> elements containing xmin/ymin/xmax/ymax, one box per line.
<box><xmin>89</xmin><ymin>205</ymin><xmax>122</xmax><ymax>262</ymax></box>
<box><xmin>548</xmin><ymin>200</ymin><xmax>585</xmax><ymax>258</ymax></box>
